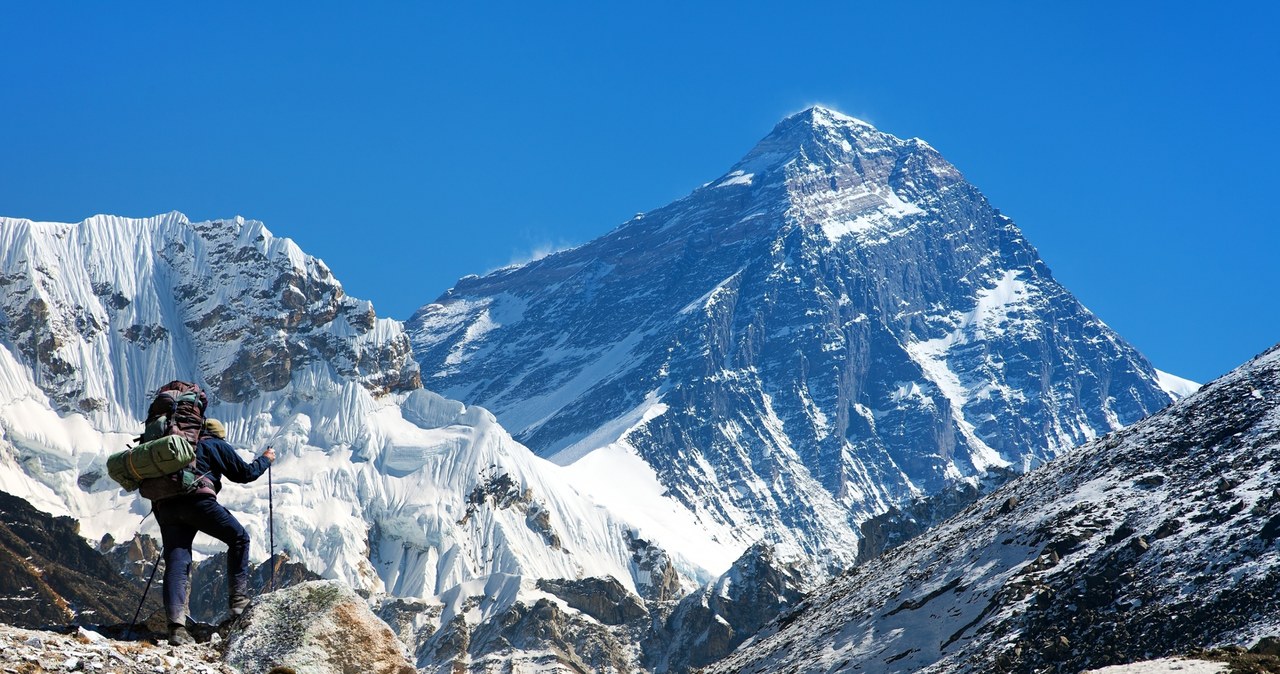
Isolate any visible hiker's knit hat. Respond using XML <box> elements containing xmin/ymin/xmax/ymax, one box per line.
<box><xmin>203</xmin><ymin>418</ymin><xmax>227</xmax><ymax>439</ymax></box>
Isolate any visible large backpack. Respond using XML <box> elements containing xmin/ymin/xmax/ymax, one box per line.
<box><xmin>140</xmin><ymin>381</ymin><xmax>207</xmax><ymax>445</ymax></box>
<box><xmin>106</xmin><ymin>381</ymin><xmax>214</xmax><ymax>499</ymax></box>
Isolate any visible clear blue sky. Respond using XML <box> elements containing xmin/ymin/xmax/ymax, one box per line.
<box><xmin>2</xmin><ymin>2</ymin><xmax>1276</xmax><ymax>383</ymax></box>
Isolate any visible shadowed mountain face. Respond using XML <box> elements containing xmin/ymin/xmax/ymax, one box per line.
<box><xmin>409</xmin><ymin>106</ymin><xmax>1177</xmax><ymax>565</ymax></box>
<box><xmin>0</xmin><ymin>490</ymin><xmax>144</xmax><ymax>628</ymax></box>
<box><xmin>708</xmin><ymin>344</ymin><xmax>1280</xmax><ymax>674</ymax></box>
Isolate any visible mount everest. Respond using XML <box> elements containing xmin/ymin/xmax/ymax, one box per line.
<box><xmin>409</xmin><ymin>106</ymin><xmax>1189</xmax><ymax>572</ymax></box>
<box><xmin>0</xmin><ymin>106</ymin><xmax>1227</xmax><ymax>672</ymax></box>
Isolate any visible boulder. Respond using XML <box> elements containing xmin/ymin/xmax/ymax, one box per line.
<box><xmin>1252</xmin><ymin>636</ymin><xmax>1280</xmax><ymax>656</ymax></box>
<box><xmin>224</xmin><ymin>580</ymin><xmax>413</xmax><ymax>674</ymax></box>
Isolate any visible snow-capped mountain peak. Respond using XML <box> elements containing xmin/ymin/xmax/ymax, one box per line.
<box><xmin>409</xmin><ymin>107</ymin><xmax>1180</xmax><ymax>577</ymax></box>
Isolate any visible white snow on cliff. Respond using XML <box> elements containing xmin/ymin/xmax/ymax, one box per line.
<box><xmin>0</xmin><ymin>213</ymin><xmax>697</xmax><ymax>616</ymax></box>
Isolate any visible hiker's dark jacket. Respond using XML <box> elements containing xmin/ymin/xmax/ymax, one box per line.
<box><xmin>195</xmin><ymin>437</ymin><xmax>270</xmax><ymax>495</ymax></box>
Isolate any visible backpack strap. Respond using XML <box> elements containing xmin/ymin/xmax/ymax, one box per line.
<box><xmin>126</xmin><ymin>450</ymin><xmax>142</xmax><ymax>481</ymax></box>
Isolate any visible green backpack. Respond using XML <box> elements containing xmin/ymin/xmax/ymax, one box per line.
<box><xmin>107</xmin><ymin>435</ymin><xmax>197</xmax><ymax>492</ymax></box>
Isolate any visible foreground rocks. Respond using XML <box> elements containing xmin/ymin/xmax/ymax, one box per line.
<box><xmin>0</xmin><ymin>623</ymin><xmax>236</xmax><ymax>674</ymax></box>
<box><xmin>224</xmin><ymin>580</ymin><xmax>414</xmax><ymax>674</ymax></box>
<box><xmin>0</xmin><ymin>580</ymin><xmax>413</xmax><ymax>674</ymax></box>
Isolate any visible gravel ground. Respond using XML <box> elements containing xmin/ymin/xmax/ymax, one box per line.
<box><xmin>0</xmin><ymin>624</ymin><xmax>238</xmax><ymax>674</ymax></box>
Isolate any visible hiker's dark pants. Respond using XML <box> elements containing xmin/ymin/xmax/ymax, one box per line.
<box><xmin>154</xmin><ymin>494</ymin><xmax>251</xmax><ymax>624</ymax></box>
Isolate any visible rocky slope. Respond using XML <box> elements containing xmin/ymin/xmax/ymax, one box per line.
<box><xmin>708</xmin><ymin>344</ymin><xmax>1280</xmax><ymax>674</ymax></box>
<box><xmin>408</xmin><ymin>106</ymin><xmax>1188</xmax><ymax>572</ymax></box>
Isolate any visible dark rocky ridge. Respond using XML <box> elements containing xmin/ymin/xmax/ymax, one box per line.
<box><xmin>0</xmin><ymin>490</ymin><xmax>145</xmax><ymax>628</ymax></box>
<box><xmin>0</xmin><ymin>491</ymin><xmax>323</xmax><ymax>636</ymax></box>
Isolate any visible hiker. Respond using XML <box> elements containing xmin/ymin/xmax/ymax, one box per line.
<box><xmin>152</xmin><ymin>418</ymin><xmax>275</xmax><ymax>645</ymax></box>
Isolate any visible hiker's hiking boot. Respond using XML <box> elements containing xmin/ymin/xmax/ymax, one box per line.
<box><xmin>229</xmin><ymin>594</ymin><xmax>251</xmax><ymax>616</ymax></box>
<box><xmin>168</xmin><ymin>623</ymin><xmax>195</xmax><ymax>646</ymax></box>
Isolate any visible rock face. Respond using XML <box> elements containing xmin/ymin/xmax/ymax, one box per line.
<box><xmin>536</xmin><ymin>576</ymin><xmax>648</xmax><ymax>625</ymax></box>
<box><xmin>224</xmin><ymin>580</ymin><xmax>415</xmax><ymax>674</ymax></box>
<box><xmin>626</xmin><ymin>533</ymin><xmax>684</xmax><ymax>602</ymax></box>
<box><xmin>408</xmin><ymin>106</ymin><xmax>1182</xmax><ymax>569</ymax></box>
<box><xmin>419</xmin><ymin>592</ymin><xmax>644</xmax><ymax>674</ymax></box>
<box><xmin>707</xmin><ymin>344</ymin><xmax>1280</xmax><ymax>674</ymax></box>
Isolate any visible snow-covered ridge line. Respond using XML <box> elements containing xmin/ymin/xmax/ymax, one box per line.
<box><xmin>1156</xmin><ymin>368</ymin><xmax>1200</xmax><ymax>398</ymax></box>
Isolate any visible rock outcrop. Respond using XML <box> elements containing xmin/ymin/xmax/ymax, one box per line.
<box><xmin>224</xmin><ymin>580</ymin><xmax>414</xmax><ymax>674</ymax></box>
<box><xmin>188</xmin><ymin>552</ymin><xmax>323</xmax><ymax>625</ymax></box>
<box><xmin>536</xmin><ymin>576</ymin><xmax>648</xmax><ymax>626</ymax></box>
<box><xmin>644</xmin><ymin>542</ymin><xmax>806</xmax><ymax>673</ymax></box>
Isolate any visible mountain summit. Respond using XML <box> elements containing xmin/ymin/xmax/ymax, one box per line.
<box><xmin>409</xmin><ymin>108</ymin><xmax>1183</xmax><ymax>571</ymax></box>
<box><xmin>729</xmin><ymin>105</ymin><xmax>933</xmax><ymax>180</ymax></box>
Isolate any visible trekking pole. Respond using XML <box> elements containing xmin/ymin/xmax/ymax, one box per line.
<box><xmin>126</xmin><ymin>549</ymin><xmax>161</xmax><ymax>640</ymax></box>
<box><xmin>268</xmin><ymin>446</ymin><xmax>275</xmax><ymax>593</ymax></box>
<box><xmin>124</xmin><ymin>508</ymin><xmax>158</xmax><ymax>640</ymax></box>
